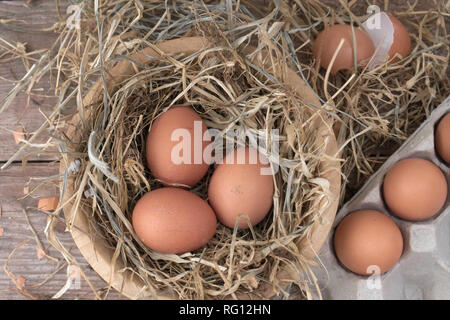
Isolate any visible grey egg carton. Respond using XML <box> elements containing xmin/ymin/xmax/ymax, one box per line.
<box><xmin>314</xmin><ymin>96</ymin><xmax>450</xmax><ymax>300</ymax></box>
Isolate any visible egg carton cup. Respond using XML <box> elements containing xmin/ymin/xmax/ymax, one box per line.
<box><xmin>314</xmin><ymin>95</ymin><xmax>450</xmax><ymax>300</ymax></box>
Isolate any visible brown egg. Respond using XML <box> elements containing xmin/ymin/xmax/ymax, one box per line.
<box><xmin>208</xmin><ymin>147</ymin><xmax>274</xmax><ymax>229</ymax></box>
<box><xmin>363</xmin><ymin>12</ymin><xmax>411</xmax><ymax>68</ymax></box>
<box><xmin>146</xmin><ymin>105</ymin><xmax>210</xmax><ymax>187</ymax></box>
<box><xmin>334</xmin><ymin>210</ymin><xmax>403</xmax><ymax>276</ymax></box>
<box><xmin>383</xmin><ymin>158</ymin><xmax>447</xmax><ymax>221</ymax></box>
<box><xmin>313</xmin><ymin>24</ymin><xmax>375</xmax><ymax>74</ymax></box>
<box><xmin>436</xmin><ymin>113</ymin><xmax>450</xmax><ymax>165</ymax></box>
<box><xmin>387</xmin><ymin>14</ymin><xmax>411</xmax><ymax>62</ymax></box>
<box><xmin>132</xmin><ymin>187</ymin><xmax>217</xmax><ymax>254</ymax></box>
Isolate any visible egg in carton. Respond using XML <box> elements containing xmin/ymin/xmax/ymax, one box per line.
<box><xmin>314</xmin><ymin>95</ymin><xmax>450</xmax><ymax>300</ymax></box>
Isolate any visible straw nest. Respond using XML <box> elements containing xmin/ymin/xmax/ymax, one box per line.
<box><xmin>275</xmin><ymin>0</ymin><xmax>450</xmax><ymax>201</ymax></box>
<box><xmin>0</xmin><ymin>0</ymin><xmax>448</xmax><ymax>299</ymax></box>
<box><xmin>59</xmin><ymin>33</ymin><xmax>340</xmax><ymax>299</ymax></box>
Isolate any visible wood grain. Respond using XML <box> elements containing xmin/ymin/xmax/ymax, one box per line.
<box><xmin>0</xmin><ymin>163</ymin><xmax>125</xmax><ymax>299</ymax></box>
<box><xmin>0</xmin><ymin>0</ymin><xmax>64</xmax><ymax>162</ymax></box>
<box><xmin>0</xmin><ymin>1</ymin><xmax>123</xmax><ymax>300</ymax></box>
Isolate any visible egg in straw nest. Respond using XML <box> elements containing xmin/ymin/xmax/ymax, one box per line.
<box><xmin>272</xmin><ymin>0</ymin><xmax>449</xmax><ymax>201</ymax></box>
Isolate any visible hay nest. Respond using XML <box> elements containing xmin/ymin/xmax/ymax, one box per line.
<box><xmin>273</xmin><ymin>0</ymin><xmax>450</xmax><ymax>200</ymax></box>
<box><xmin>59</xmin><ymin>30</ymin><xmax>340</xmax><ymax>300</ymax></box>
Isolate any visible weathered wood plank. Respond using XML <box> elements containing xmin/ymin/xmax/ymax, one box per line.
<box><xmin>0</xmin><ymin>0</ymin><xmax>67</xmax><ymax>162</ymax></box>
<box><xmin>0</xmin><ymin>163</ymin><xmax>124</xmax><ymax>300</ymax></box>
<box><xmin>0</xmin><ymin>89</ymin><xmax>58</xmax><ymax>163</ymax></box>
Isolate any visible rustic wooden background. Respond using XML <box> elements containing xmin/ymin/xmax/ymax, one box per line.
<box><xmin>0</xmin><ymin>0</ymin><xmax>124</xmax><ymax>300</ymax></box>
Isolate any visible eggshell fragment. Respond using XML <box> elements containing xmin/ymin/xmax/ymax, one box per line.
<box><xmin>38</xmin><ymin>197</ymin><xmax>59</xmax><ymax>211</ymax></box>
<box><xmin>16</xmin><ymin>276</ymin><xmax>26</xmax><ymax>290</ymax></box>
<box><xmin>132</xmin><ymin>187</ymin><xmax>217</xmax><ymax>254</ymax></box>
<box><xmin>435</xmin><ymin>113</ymin><xmax>450</xmax><ymax>165</ymax></box>
<box><xmin>13</xmin><ymin>128</ymin><xmax>25</xmax><ymax>144</ymax></box>
<box><xmin>383</xmin><ymin>158</ymin><xmax>447</xmax><ymax>221</ymax></box>
<box><xmin>36</xmin><ymin>247</ymin><xmax>47</xmax><ymax>260</ymax></box>
<box><xmin>146</xmin><ymin>105</ymin><xmax>211</xmax><ymax>187</ymax></box>
<box><xmin>313</xmin><ymin>24</ymin><xmax>375</xmax><ymax>74</ymax></box>
<box><xmin>363</xmin><ymin>12</ymin><xmax>411</xmax><ymax>69</ymax></box>
<box><xmin>334</xmin><ymin>210</ymin><xmax>403</xmax><ymax>276</ymax></box>
<box><xmin>208</xmin><ymin>147</ymin><xmax>274</xmax><ymax>229</ymax></box>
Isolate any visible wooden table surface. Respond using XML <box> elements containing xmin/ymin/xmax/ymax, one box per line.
<box><xmin>0</xmin><ymin>0</ymin><xmax>124</xmax><ymax>300</ymax></box>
